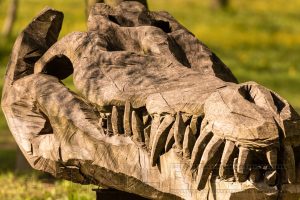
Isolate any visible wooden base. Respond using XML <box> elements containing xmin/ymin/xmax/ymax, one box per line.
<box><xmin>93</xmin><ymin>188</ymin><xmax>149</xmax><ymax>200</ymax></box>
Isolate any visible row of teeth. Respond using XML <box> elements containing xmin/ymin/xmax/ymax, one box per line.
<box><xmin>98</xmin><ymin>101</ymin><xmax>203</xmax><ymax>167</ymax></box>
<box><xmin>98</xmin><ymin>102</ymin><xmax>287</xmax><ymax>188</ymax></box>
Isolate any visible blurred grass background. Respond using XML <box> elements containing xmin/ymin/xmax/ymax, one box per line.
<box><xmin>0</xmin><ymin>0</ymin><xmax>300</xmax><ymax>199</ymax></box>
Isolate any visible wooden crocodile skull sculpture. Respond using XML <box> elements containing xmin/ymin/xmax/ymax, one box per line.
<box><xmin>2</xmin><ymin>2</ymin><xmax>300</xmax><ymax>199</ymax></box>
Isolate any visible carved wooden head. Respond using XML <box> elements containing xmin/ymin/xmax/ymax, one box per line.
<box><xmin>2</xmin><ymin>2</ymin><xmax>300</xmax><ymax>199</ymax></box>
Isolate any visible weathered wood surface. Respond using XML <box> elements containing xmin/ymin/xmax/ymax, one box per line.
<box><xmin>2</xmin><ymin>2</ymin><xmax>300</xmax><ymax>199</ymax></box>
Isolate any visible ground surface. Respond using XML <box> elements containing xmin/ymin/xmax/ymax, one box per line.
<box><xmin>1</xmin><ymin>0</ymin><xmax>300</xmax><ymax>199</ymax></box>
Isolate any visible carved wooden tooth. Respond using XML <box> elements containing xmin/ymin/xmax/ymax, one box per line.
<box><xmin>283</xmin><ymin>145</ymin><xmax>296</xmax><ymax>184</ymax></box>
<box><xmin>123</xmin><ymin>101</ymin><xmax>132</xmax><ymax>136</ymax></box>
<box><xmin>189</xmin><ymin>115</ymin><xmax>201</xmax><ymax>138</ymax></box>
<box><xmin>111</xmin><ymin>106</ymin><xmax>122</xmax><ymax>135</ymax></box>
<box><xmin>131</xmin><ymin>111</ymin><xmax>144</xmax><ymax>143</ymax></box>
<box><xmin>183</xmin><ymin>126</ymin><xmax>196</xmax><ymax>159</ymax></box>
<box><xmin>237</xmin><ymin>147</ymin><xmax>251</xmax><ymax>174</ymax></box>
<box><xmin>150</xmin><ymin>115</ymin><xmax>175</xmax><ymax>166</ymax></box>
<box><xmin>237</xmin><ymin>147</ymin><xmax>252</xmax><ymax>182</ymax></box>
<box><xmin>165</xmin><ymin>123</ymin><xmax>175</xmax><ymax>152</ymax></box>
<box><xmin>219</xmin><ymin>140</ymin><xmax>236</xmax><ymax>179</ymax></box>
<box><xmin>99</xmin><ymin>117</ymin><xmax>104</xmax><ymax>127</ymax></box>
<box><xmin>199</xmin><ymin>118</ymin><xmax>208</xmax><ymax>136</ymax></box>
<box><xmin>149</xmin><ymin>114</ymin><xmax>160</xmax><ymax>151</ymax></box>
<box><xmin>266</xmin><ymin>148</ymin><xmax>277</xmax><ymax>170</ymax></box>
<box><xmin>196</xmin><ymin>136</ymin><xmax>224</xmax><ymax>190</ymax></box>
<box><xmin>264</xmin><ymin>170</ymin><xmax>277</xmax><ymax>186</ymax></box>
<box><xmin>190</xmin><ymin>125</ymin><xmax>213</xmax><ymax>170</ymax></box>
<box><xmin>233</xmin><ymin>158</ymin><xmax>238</xmax><ymax>181</ymax></box>
<box><xmin>144</xmin><ymin>125</ymin><xmax>151</xmax><ymax>148</ymax></box>
<box><xmin>174</xmin><ymin>112</ymin><xmax>185</xmax><ymax>150</ymax></box>
<box><xmin>106</xmin><ymin>113</ymin><xmax>113</xmax><ymax>135</ymax></box>
<box><xmin>297</xmin><ymin>160</ymin><xmax>300</xmax><ymax>183</ymax></box>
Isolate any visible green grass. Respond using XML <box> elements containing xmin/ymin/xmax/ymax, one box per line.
<box><xmin>0</xmin><ymin>0</ymin><xmax>300</xmax><ymax>199</ymax></box>
<box><xmin>0</xmin><ymin>172</ymin><xmax>95</xmax><ymax>200</ymax></box>
<box><xmin>0</xmin><ymin>148</ymin><xmax>95</xmax><ymax>200</ymax></box>
<box><xmin>0</xmin><ymin>147</ymin><xmax>95</xmax><ymax>200</ymax></box>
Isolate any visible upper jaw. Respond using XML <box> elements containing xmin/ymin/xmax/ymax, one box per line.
<box><xmin>34</xmin><ymin>30</ymin><xmax>228</xmax><ymax>113</ymax></box>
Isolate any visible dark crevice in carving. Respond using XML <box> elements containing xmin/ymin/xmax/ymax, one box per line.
<box><xmin>271</xmin><ymin>92</ymin><xmax>285</xmax><ymax>113</ymax></box>
<box><xmin>167</xmin><ymin>37</ymin><xmax>191</xmax><ymax>68</ymax></box>
<box><xmin>294</xmin><ymin>146</ymin><xmax>300</xmax><ymax>183</ymax></box>
<box><xmin>44</xmin><ymin>12</ymin><xmax>64</xmax><ymax>47</ymax></box>
<box><xmin>108</xmin><ymin>15</ymin><xmax>121</xmax><ymax>25</ymax></box>
<box><xmin>23</xmin><ymin>48</ymin><xmax>44</xmax><ymax>65</ymax></box>
<box><xmin>193</xmin><ymin>116</ymin><xmax>203</xmax><ymax>138</ymax></box>
<box><xmin>101</xmin><ymin>116</ymin><xmax>108</xmax><ymax>129</ymax></box>
<box><xmin>42</xmin><ymin>54</ymin><xmax>73</xmax><ymax>80</ymax></box>
<box><xmin>39</xmin><ymin>111</ymin><xmax>54</xmax><ymax>134</ymax></box>
<box><xmin>184</xmin><ymin>116</ymin><xmax>192</xmax><ymax>126</ymax></box>
<box><xmin>107</xmin><ymin>39</ymin><xmax>125</xmax><ymax>51</ymax></box>
<box><xmin>151</xmin><ymin>20</ymin><xmax>171</xmax><ymax>33</ymax></box>
<box><xmin>211</xmin><ymin>54</ymin><xmax>239</xmax><ymax>83</ymax></box>
<box><xmin>108</xmin><ymin>15</ymin><xmax>135</xmax><ymax>27</ymax></box>
<box><xmin>276</xmin><ymin>120</ymin><xmax>284</xmax><ymax>200</ymax></box>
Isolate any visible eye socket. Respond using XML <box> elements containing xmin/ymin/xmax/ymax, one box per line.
<box><xmin>42</xmin><ymin>54</ymin><xmax>73</xmax><ymax>80</ymax></box>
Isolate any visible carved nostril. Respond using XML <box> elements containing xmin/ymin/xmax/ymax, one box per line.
<box><xmin>238</xmin><ymin>84</ymin><xmax>294</xmax><ymax>115</ymax></box>
<box><xmin>238</xmin><ymin>86</ymin><xmax>255</xmax><ymax>104</ymax></box>
<box><xmin>270</xmin><ymin>92</ymin><xmax>285</xmax><ymax>113</ymax></box>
